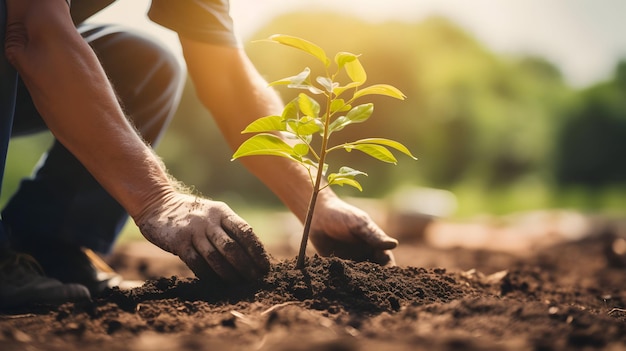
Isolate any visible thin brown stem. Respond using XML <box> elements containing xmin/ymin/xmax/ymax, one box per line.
<box><xmin>295</xmin><ymin>92</ymin><xmax>333</xmax><ymax>269</ymax></box>
<box><xmin>295</xmin><ymin>185</ymin><xmax>319</xmax><ymax>269</ymax></box>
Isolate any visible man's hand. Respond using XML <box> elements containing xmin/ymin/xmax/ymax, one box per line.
<box><xmin>309</xmin><ymin>196</ymin><xmax>398</xmax><ymax>266</ymax></box>
<box><xmin>135</xmin><ymin>194</ymin><xmax>270</xmax><ymax>282</ymax></box>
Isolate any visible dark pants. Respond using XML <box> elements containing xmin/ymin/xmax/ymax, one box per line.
<box><xmin>0</xmin><ymin>22</ymin><xmax>184</xmax><ymax>253</ymax></box>
<box><xmin>0</xmin><ymin>0</ymin><xmax>17</xmax><ymax>248</ymax></box>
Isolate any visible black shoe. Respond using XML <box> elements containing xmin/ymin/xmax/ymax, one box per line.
<box><xmin>12</xmin><ymin>241</ymin><xmax>122</xmax><ymax>296</ymax></box>
<box><xmin>0</xmin><ymin>249</ymin><xmax>91</xmax><ymax>309</ymax></box>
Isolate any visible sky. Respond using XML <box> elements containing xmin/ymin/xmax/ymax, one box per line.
<box><xmin>88</xmin><ymin>0</ymin><xmax>626</xmax><ymax>88</ymax></box>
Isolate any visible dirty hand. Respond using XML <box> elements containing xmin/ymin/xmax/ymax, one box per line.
<box><xmin>134</xmin><ymin>194</ymin><xmax>270</xmax><ymax>282</ymax></box>
<box><xmin>309</xmin><ymin>196</ymin><xmax>398</xmax><ymax>266</ymax></box>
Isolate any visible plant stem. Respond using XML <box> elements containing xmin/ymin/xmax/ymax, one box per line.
<box><xmin>295</xmin><ymin>93</ymin><xmax>333</xmax><ymax>269</ymax></box>
<box><xmin>295</xmin><ymin>181</ymin><xmax>320</xmax><ymax>269</ymax></box>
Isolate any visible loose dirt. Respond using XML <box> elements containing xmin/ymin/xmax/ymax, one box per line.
<box><xmin>1</xmin><ymin>214</ymin><xmax>626</xmax><ymax>351</ymax></box>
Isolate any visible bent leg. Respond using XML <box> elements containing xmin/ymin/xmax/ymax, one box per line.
<box><xmin>3</xmin><ymin>24</ymin><xmax>183</xmax><ymax>253</ymax></box>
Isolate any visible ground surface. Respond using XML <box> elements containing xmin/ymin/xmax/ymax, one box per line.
<box><xmin>1</xmin><ymin>211</ymin><xmax>626</xmax><ymax>351</ymax></box>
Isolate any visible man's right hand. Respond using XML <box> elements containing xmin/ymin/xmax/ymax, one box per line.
<box><xmin>134</xmin><ymin>194</ymin><xmax>270</xmax><ymax>283</ymax></box>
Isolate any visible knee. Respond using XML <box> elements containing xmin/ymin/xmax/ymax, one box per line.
<box><xmin>82</xmin><ymin>25</ymin><xmax>184</xmax><ymax>141</ymax></box>
<box><xmin>83</xmin><ymin>25</ymin><xmax>184</xmax><ymax>96</ymax></box>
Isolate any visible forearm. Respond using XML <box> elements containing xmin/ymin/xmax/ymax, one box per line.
<box><xmin>5</xmin><ymin>0</ymin><xmax>175</xmax><ymax>218</ymax></box>
<box><xmin>203</xmin><ymin>64</ymin><xmax>323</xmax><ymax>220</ymax></box>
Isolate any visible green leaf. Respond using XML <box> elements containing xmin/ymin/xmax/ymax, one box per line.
<box><xmin>293</xmin><ymin>143</ymin><xmax>309</xmax><ymax>156</ymax></box>
<box><xmin>352</xmin><ymin>138</ymin><xmax>417</xmax><ymax>159</ymax></box>
<box><xmin>266</xmin><ymin>34</ymin><xmax>330</xmax><ymax>67</ymax></box>
<box><xmin>269</xmin><ymin>68</ymin><xmax>325</xmax><ymax>95</ymax></box>
<box><xmin>344</xmin><ymin>57</ymin><xmax>367</xmax><ymax>85</ymax></box>
<box><xmin>282</xmin><ymin>99</ymin><xmax>299</xmax><ymax>120</ymax></box>
<box><xmin>327</xmin><ymin>175</ymin><xmax>363</xmax><ymax>191</ymax></box>
<box><xmin>337</xmin><ymin>166</ymin><xmax>367</xmax><ymax>178</ymax></box>
<box><xmin>298</xmin><ymin>93</ymin><xmax>320</xmax><ymax>118</ymax></box>
<box><xmin>287</xmin><ymin>116</ymin><xmax>322</xmax><ymax>136</ymax></box>
<box><xmin>241</xmin><ymin>115</ymin><xmax>286</xmax><ymax>133</ymax></box>
<box><xmin>269</xmin><ymin>67</ymin><xmax>310</xmax><ymax>87</ymax></box>
<box><xmin>329</xmin><ymin>116</ymin><xmax>348</xmax><ymax>133</ymax></box>
<box><xmin>304</xmin><ymin>85</ymin><xmax>325</xmax><ymax>95</ymax></box>
<box><xmin>334</xmin><ymin>52</ymin><xmax>359</xmax><ymax>69</ymax></box>
<box><xmin>333</xmin><ymin>81</ymin><xmax>361</xmax><ymax>97</ymax></box>
<box><xmin>353</xmin><ymin>84</ymin><xmax>406</xmax><ymax>100</ymax></box>
<box><xmin>345</xmin><ymin>143</ymin><xmax>398</xmax><ymax>164</ymax></box>
<box><xmin>316</xmin><ymin>76</ymin><xmax>338</xmax><ymax>93</ymax></box>
<box><xmin>334</xmin><ymin>52</ymin><xmax>365</xmax><ymax>85</ymax></box>
<box><xmin>329</xmin><ymin>104</ymin><xmax>373</xmax><ymax>134</ymax></box>
<box><xmin>232</xmin><ymin>133</ymin><xmax>295</xmax><ymax>160</ymax></box>
<box><xmin>330</xmin><ymin>99</ymin><xmax>351</xmax><ymax>113</ymax></box>
<box><xmin>345</xmin><ymin>103</ymin><xmax>373</xmax><ymax>123</ymax></box>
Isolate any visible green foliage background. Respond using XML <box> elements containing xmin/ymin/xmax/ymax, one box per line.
<box><xmin>243</xmin><ymin>15</ymin><xmax>570</xmax><ymax>196</ymax></box>
<box><xmin>3</xmin><ymin>12</ymin><xmax>626</xmax><ymax>219</ymax></box>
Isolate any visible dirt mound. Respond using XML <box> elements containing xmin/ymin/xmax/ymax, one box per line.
<box><xmin>102</xmin><ymin>255</ymin><xmax>474</xmax><ymax>314</ymax></box>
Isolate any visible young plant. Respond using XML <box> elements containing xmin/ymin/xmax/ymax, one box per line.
<box><xmin>233</xmin><ymin>35</ymin><xmax>416</xmax><ymax>269</ymax></box>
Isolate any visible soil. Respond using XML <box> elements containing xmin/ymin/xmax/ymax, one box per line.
<box><xmin>1</xmin><ymin>212</ymin><xmax>626</xmax><ymax>351</ymax></box>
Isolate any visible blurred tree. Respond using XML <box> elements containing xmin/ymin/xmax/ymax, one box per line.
<box><xmin>554</xmin><ymin>60</ymin><xmax>626</xmax><ymax>187</ymax></box>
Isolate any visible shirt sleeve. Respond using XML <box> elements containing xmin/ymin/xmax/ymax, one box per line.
<box><xmin>148</xmin><ymin>0</ymin><xmax>240</xmax><ymax>47</ymax></box>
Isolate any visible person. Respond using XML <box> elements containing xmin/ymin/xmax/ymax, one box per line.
<box><xmin>0</xmin><ymin>0</ymin><xmax>398</xmax><ymax>308</ymax></box>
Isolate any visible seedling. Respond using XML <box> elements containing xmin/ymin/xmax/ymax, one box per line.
<box><xmin>233</xmin><ymin>35</ymin><xmax>416</xmax><ymax>268</ymax></box>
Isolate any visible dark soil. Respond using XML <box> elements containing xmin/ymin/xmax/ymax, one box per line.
<box><xmin>2</xmin><ymin>216</ymin><xmax>626</xmax><ymax>351</ymax></box>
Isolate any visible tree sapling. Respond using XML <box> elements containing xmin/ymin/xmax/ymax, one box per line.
<box><xmin>233</xmin><ymin>35</ymin><xmax>416</xmax><ymax>268</ymax></box>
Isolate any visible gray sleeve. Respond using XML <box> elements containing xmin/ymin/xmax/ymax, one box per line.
<box><xmin>148</xmin><ymin>0</ymin><xmax>240</xmax><ymax>47</ymax></box>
